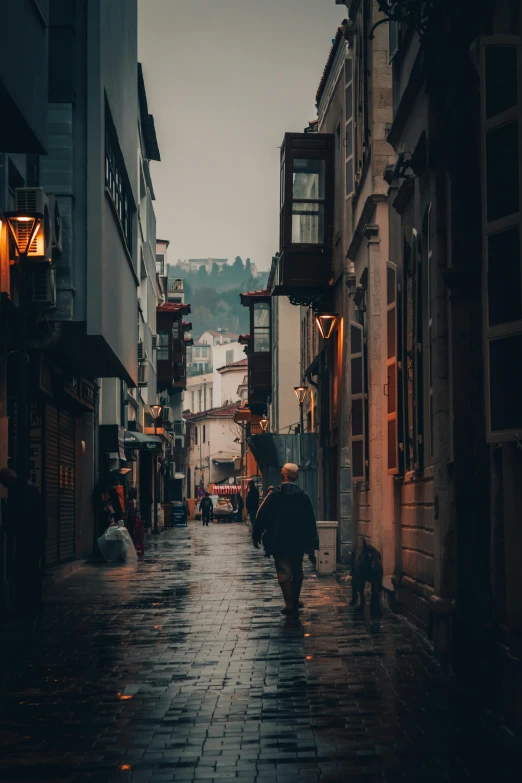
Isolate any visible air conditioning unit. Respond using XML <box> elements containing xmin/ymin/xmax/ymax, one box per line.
<box><xmin>138</xmin><ymin>340</ymin><xmax>145</xmax><ymax>361</ymax></box>
<box><xmin>14</xmin><ymin>188</ymin><xmax>52</xmax><ymax>263</ymax></box>
<box><xmin>138</xmin><ymin>363</ymin><xmax>149</xmax><ymax>386</ymax></box>
<box><xmin>48</xmin><ymin>195</ymin><xmax>62</xmax><ymax>257</ymax></box>
<box><xmin>29</xmin><ymin>266</ymin><xmax>56</xmax><ymax>311</ymax></box>
<box><xmin>162</xmin><ymin>406</ymin><xmax>172</xmax><ymax>423</ymax></box>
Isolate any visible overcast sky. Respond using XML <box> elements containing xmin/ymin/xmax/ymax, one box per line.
<box><xmin>138</xmin><ymin>0</ymin><xmax>346</xmax><ymax>272</ymax></box>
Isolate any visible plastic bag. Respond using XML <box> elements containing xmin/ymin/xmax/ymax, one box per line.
<box><xmin>97</xmin><ymin>525</ymin><xmax>138</xmax><ymax>564</ymax></box>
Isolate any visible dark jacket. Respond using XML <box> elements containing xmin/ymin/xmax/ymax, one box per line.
<box><xmin>246</xmin><ymin>488</ymin><xmax>259</xmax><ymax>515</ymax></box>
<box><xmin>252</xmin><ymin>482</ymin><xmax>319</xmax><ymax>557</ymax></box>
<box><xmin>200</xmin><ymin>496</ymin><xmax>213</xmax><ymax>513</ymax></box>
<box><xmin>7</xmin><ymin>482</ymin><xmax>47</xmax><ymax>558</ymax></box>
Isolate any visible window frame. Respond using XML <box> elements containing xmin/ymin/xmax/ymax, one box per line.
<box><xmin>386</xmin><ymin>262</ymin><xmax>399</xmax><ymax>475</ymax></box>
<box><xmin>105</xmin><ymin>104</ymin><xmax>134</xmax><ymax>255</ymax></box>
<box><xmin>345</xmin><ymin>53</ymin><xmax>354</xmax><ymax>198</ymax></box>
<box><xmin>480</xmin><ymin>35</ymin><xmax>522</xmax><ymax>442</ymax></box>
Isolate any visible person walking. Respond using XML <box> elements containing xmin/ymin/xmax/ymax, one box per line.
<box><xmin>0</xmin><ymin>468</ymin><xmax>47</xmax><ymax>619</ymax></box>
<box><xmin>252</xmin><ymin>463</ymin><xmax>318</xmax><ymax>615</ymax></box>
<box><xmin>200</xmin><ymin>491</ymin><xmax>213</xmax><ymax>527</ymax></box>
<box><xmin>236</xmin><ymin>492</ymin><xmax>244</xmax><ymax>522</ymax></box>
<box><xmin>246</xmin><ymin>481</ymin><xmax>259</xmax><ymax>525</ymax></box>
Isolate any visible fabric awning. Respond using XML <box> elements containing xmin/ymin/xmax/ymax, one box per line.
<box><xmin>210</xmin><ymin>484</ymin><xmax>241</xmax><ymax>495</ymax></box>
<box><xmin>124</xmin><ymin>431</ymin><xmax>163</xmax><ymax>452</ymax></box>
<box><xmin>212</xmin><ymin>452</ymin><xmax>240</xmax><ymax>464</ymax></box>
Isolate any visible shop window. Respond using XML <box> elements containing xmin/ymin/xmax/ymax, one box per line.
<box><xmin>481</xmin><ymin>36</ymin><xmax>522</xmax><ymax>441</ymax></box>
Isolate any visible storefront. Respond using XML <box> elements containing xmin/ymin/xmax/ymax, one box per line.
<box><xmin>124</xmin><ymin>431</ymin><xmax>163</xmax><ymax>529</ymax></box>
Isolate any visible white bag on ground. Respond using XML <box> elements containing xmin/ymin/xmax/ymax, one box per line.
<box><xmin>97</xmin><ymin>525</ymin><xmax>138</xmax><ymax>564</ymax></box>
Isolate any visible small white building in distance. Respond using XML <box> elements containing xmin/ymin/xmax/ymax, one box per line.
<box><xmin>184</xmin><ymin>405</ymin><xmax>241</xmax><ymax>497</ymax></box>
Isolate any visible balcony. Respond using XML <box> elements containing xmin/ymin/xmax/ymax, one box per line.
<box><xmin>274</xmin><ymin>132</ymin><xmax>335</xmax><ymax>301</ymax></box>
<box><xmin>239</xmin><ymin>291</ymin><xmax>272</xmax><ymax>414</ymax></box>
<box><xmin>156</xmin><ymin>302</ymin><xmax>191</xmax><ymax>391</ymax></box>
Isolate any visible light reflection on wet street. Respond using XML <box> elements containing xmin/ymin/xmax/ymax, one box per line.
<box><xmin>0</xmin><ymin>523</ymin><xmax>516</xmax><ymax>782</ymax></box>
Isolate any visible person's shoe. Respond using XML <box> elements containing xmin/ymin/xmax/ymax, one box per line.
<box><xmin>281</xmin><ymin>606</ymin><xmax>297</xmax><ymax>615</ymax></box>
<box><xmin>280</xmin><ymin>582</ymin><xmax>295</xmax><ymax>614</ymax></box>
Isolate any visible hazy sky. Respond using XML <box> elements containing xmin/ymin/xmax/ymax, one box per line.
<box><xmin>138</xmin><ymin>0</ymin><xmax>345</xmax><ymax>272</ymax></box>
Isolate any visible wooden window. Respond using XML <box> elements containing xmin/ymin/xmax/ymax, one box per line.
<box><xmin>157</xmin><ymin>331</ymin><xmax>169</xmax><ymax>361</ymax></box>
<box><xmin>426</xmin><ymin>206</ymin><xmax>434</xmax><ymax>458</ymax></box>
<box><xmin>480</xmin><ymin>36</ymin><xmax>522</xmax><ymax>441</ymax></box>
<box><xmin>413</xmin><ymin>229</ymin><xmax>424</xmax><ymax>472</ymax></box>
<box><xmin>345</xmin><ymin>53</ymin><xmax>354</xmax><ymax>197</ymax></box>
<box><xmin>386</xmin><ymin>263</ymin><xmax>399</xmax><ymax>474</ymax></box>
<box><xmin>350</xmin><ymin>321</ymin><xmax>366</xmax><ymax>481</ymax></box>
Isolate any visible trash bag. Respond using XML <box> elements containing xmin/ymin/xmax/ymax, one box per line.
<box><xmin>97</xmin><ymin>525</ymin><xmax>138</xmax><ymax>564</ymax></box>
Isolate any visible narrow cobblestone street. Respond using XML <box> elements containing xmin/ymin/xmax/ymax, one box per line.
<box><xmin>0</xmin><ymin>524</ymin><xmax>517</xmax><ymax>782</ymax></box>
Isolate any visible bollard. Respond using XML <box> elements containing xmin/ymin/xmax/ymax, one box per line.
<box><xmin>315</xmin><ymin>521</ymin><xmax>339</xmax><ymax>575</ymax></box>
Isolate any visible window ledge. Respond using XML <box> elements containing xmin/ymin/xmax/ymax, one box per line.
<box><xmin>104</xmin><ymin>187</ymin><xmax>139</xmax><ymax>286</ymax></box>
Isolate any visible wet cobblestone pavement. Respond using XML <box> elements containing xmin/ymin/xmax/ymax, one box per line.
<box><xmin>0</xmin><ymin>523</ymin><xmax>518</xmax><ymax>782</ymax></box>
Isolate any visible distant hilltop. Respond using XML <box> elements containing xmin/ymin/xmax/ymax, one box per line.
<box><xmin>173</xmin><ymin>257</ymin><xmax>259</xmax><ymax>277</ymax></box>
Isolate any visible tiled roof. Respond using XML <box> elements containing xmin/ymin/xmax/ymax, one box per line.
<box><xmin>316</xmin><ymin>23</ymin><xmax>347</xmax><ymax>106</ymax></box>
<box><xmin>157</xmin><ymin>302</ymin><xmax>191</xmax><ymax>314</ymax></box>
<box><xmin>183</xmin><ymin>404</ymin><xmax>238</xmax><ymax>422</ymax></box>
<box><xmin>216</xmin><ymin>358</ymin><xmax>248</xmax><ymax>373</ymax></box>
<box><xmin>241</xmin><ymin>289</ymin><xmax>270</xmax><ymax>298</ymax></box>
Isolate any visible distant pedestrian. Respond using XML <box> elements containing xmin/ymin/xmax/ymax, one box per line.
<box><xmin>246</xmin><ymin>481</ymin><xmax>259</xmax><ymax>524</ymax></box>
<box><xmin>126</xmin><ymin>487</ymin><xmax>144</xmax><ymax>557</ymax></box>
<box><xmin>200</xmin><ymin>492</ymin><xmax>213</xmax><ymax>527</ymax></box>
<box><xmin>183</xmin><ymin>497</ymin><xmax>190</xmax><ymax>520</ymax></box>
<box><xmin>0</xmin><ymin>468</ymin><xmax>47</xmax><ymax>619</ymax></box>
<box><xmin>252</xmin><ymin>463</ymin><xmax>318</xmax><ymax>615</ymax></box>
<box><xmin>236</xmin><ymin>493</ymin><xmax>244</xmax><ymax>522</ymax></box>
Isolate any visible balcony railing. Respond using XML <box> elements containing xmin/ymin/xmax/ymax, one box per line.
<box><xmin>172</xmin><ymin>420</ymin><xmax>185</xmax><ymax>436</ymax></box>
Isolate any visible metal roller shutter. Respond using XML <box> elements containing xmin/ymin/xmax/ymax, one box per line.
<box><xmin>44</xmin><ymin>404</ymin><xmax>59</xmax><ymax>566</ymax></box>
<box><xmin>44</xmin><ymin>404</ymin><xmax>76</xmax><ymax>566</ymax></box>
<box><xmin>58</xmin><ymin>411</ymin><xmax>75</xmax><ymax>562</ymax></box>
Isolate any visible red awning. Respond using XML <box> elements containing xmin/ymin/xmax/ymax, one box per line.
<box><xmin>210</xmin><ymin>484</ymin><xmax>241</xmax><ymax>495</ymax></box>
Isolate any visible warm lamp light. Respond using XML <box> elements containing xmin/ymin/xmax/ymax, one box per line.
<box><xmin>260</xmin><ymin>416</ymin><xmax>269</xmax><ymax>433</ymax></box>
<box><xmin>315</xmin><ymin>313</ymin><xmax>338</xmax><ymax>340</ymax></box>
<box><xmin>294</xmin><ymin>386</ymin><xmax>307</xmax><ymax>405</ymax></box>
<box><xmin>150</xmin><ymin>404</ymin><xmax>163</xmax><ymax>420</ymax></box>
<box><xmin>5</xmin><ymin>212</ymin><xmax>42</xmax><ymax>257</ymax></box>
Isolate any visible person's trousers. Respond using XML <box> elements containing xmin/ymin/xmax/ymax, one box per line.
<box><xmin>273</xmin><ymin>554</ymin><xmax>304</xmax><ymax>604</ymax></box>
<box><xmin>202</xmin><ymin>512</ymin><xmax>210</xmax><ymax>526</ymax></box>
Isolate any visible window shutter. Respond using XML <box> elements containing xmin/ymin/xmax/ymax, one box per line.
<box><xmin>345</xmin><ymin>55</ymin><xmax>354</xmax><ymax>197</ymax></box>
<box><xmin>480</xmin><ymin>36</ymin><xmax>522</xmax><ymax>442</ymax></box>
<box><xmin>404</xmin><ymin>238</ymin><xmax>414</xmax><ymax>470</ymax></box>
<box><xmin>413</xmin><ymin>230</ymin><xmax>424</xmax><ymax>472</ymax></box>
<box><xmin>386</xmin><ymin>262</ymin><xmax>399</xmax><ymax>474</ymax></box>
<box><xmin>350</xmin><ymin>321</ymin><xmax>366</xmax><ymax>481</ymax></box>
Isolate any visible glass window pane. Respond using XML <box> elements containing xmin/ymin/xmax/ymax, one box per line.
<box><xmin>345</xmin><ymin>83</ymin><xmax>353</xmax><ymax>121</ymax></box>
<box><xmin>253</xmin><ymin>328</ymin><xmax>270</xmax><ymax>352</ymax></box>
<box><xmin>352</xmin><ymin>440</ymin><xmax>364</xmax><ymax>479</ymax></box>
<box><xmin>388</xmin><ymin>419</ymin><xmax>397</xmax><ymax>470</ymax></box>
<box><xmin>387</xmin><ymin>308</ymin><xmax>396</xmax><ymax>360</ymax></box>
<box><xmin>488</xmin><ymin>226</ymin><xmax>521</xmax><ymax>326</ymax></box>
<box><xmin>351</xmin><ymin>357</ymin><xmax>362</xmax><ymax>395</ymax></box>
<box><xmin>292</xmin><ymin>158</ymin><xmax>325</xmax><ymax>199</ymax></box>
<box><xmin>351</xmin><ymin>324</ymin><xmax>362</xmax><ymax>354</ymax></box>
<box><xmin>486</xmin><ymin>120</ymin><xmax>519</xmax><ymax>222</ymax></box>
<box><xmin>346</xmin><ymin>158</ymin><xmax>353</xmax><ymax>196</ymax></box>
<box><xmin>346</xmin><ymin>121</ymin><xmax>353</xmax><ymax>158</ymax></box>
<box><xmin>291</xmin><ymin>203</ymin><xmax>324</xmax><ymax>244</ymax></box>
<box><xmin>486</xmin><ymin>46</ymin><xmax>518</xmax><ymax>119</ymax></box>
<box><xmin>388</xmin><ymin>363</ymin><xmax>397</xmax><ymax>414</ymax></box>
<box><xmin>489</xmin><ymin>334</ymin><xmax>522</xmax><ymax>431</ymax></box>
<box><xmin>345</xmin><ymin>58</ymin><xmax>352</xmax><ymax>84</ymax></box>
<box><xmin>352</xmin><ymin>398</ymin><xmax>363</xmax><ymax>436</ymax></box>
<box><xmin>253</xmin><ymin>302</ymin><xmax>269</xmax><ymax>327</ymax></box>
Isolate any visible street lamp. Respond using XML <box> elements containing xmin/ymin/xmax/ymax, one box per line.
<box><xmin>4</xmin><ymin>211</ymin><xmax>44</xmax><ymax>525</ymax></box>
<box><xmin>259</xmin><ymin>416</ymin><xmax>269</xmax><ymax>433</ymax></box>
<box><xmin>150</xmin><ymin>404</ymin><xmax>163</xmax><ymax>534</ymax></box>
<box><xmin>315</xmin><ymin>313</ymin><xmax>338</xmax><ymax>340</ymax></box>
<box><xmin>294</xmin><ymin>386</ymin><xmax>307</xmax><ymax>434</ymax></box>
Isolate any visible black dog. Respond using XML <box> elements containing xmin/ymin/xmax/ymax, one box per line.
<box><xmin>350</xmin><ymin>538</ymin><xmax>383</xmax><ymax>618</ymax></box>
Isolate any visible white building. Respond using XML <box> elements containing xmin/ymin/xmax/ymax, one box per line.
<box><xmin>212</xmin><ymin>342</ymin><xmax>246</xmax><ymax>406</ymax></box>
<box><xmin>269</xmin><ymin>295</ymin><xmax>301</xmax><ymax>433</ymax></box>
<box><xmin>215</xmin><ymin>358</ymin><xmax>248</xmax><ymax>408</ymax></box>
<box><xmin>184</xmin><ymin>405</ymin><xmax>241</xmax><ymax>497</ymax></box>
<box><xmin>186</xmin><ymin>372</ymin><xmax>213</xmax><ymax>414</ymax></box>
<box><xmin>199</xmin><ymin>329</ymin><xmax>239</xmax><ymax>348</ymax></box>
